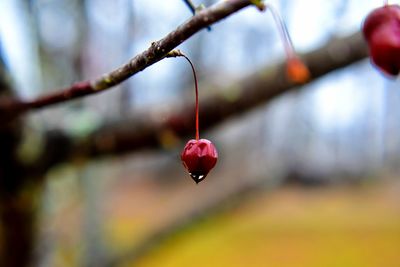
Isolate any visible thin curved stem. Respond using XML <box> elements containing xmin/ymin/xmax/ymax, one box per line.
<box><xmin>166</xmin><ymin>50</ymin><xmax>200</xmax><ymax>140</ymax></box>
<box><xmin>384</xmin><ymin>0</ymin><xmax>389</xmax><ymax>6</ymax></box>
<box><xmin>182</xmin><ymin>55</ymin><xmax>200</xmax><ymax>140</ymax></box>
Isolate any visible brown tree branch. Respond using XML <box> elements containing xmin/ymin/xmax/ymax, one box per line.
<box><xmin>36</xmin><ymin>32</ymin><xmax>368</xmax><ymax>171</ymax></box>
<box><xmin>0</xmin><ymin>0</ymin><xmax>261</xmax><ymax>121</ymax></box>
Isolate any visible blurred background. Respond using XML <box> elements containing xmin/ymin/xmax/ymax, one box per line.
<box><xmin>0</xmin><ymin>0</ymin><xmax>400</xmax><ymax>267</ymax></box>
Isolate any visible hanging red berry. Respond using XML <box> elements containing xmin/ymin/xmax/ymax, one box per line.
<box><xmin>362</xmin><ymin>4</ymin><xmax>400</xmax><ymax>76</ymax></box>
<box><xmin>167</xmin><ymin>50</ymin><xmax>218</xmax><ymax>183</ymax></box>
<box><xmin>181</xmin><ymin>139</ymin><xmax>218</xmax><ymax>183</ymax></box>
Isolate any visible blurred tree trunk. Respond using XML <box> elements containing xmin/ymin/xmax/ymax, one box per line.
<box><xmin>0</xmin><ymin>188</ymin><xmax>38</xmax><ymax>267</ymax></box>
<box><xmin>0</xmin><ymin>52</ymin><xmax>38</xmax><ymax>267</ymax></box>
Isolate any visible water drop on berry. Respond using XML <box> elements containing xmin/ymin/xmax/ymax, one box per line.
<box><xmin>189</xmin><ymin>173</ymin><xmax>205</xmax><ymax>184</ymax></box>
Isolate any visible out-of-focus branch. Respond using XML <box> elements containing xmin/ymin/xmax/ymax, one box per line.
<box><xmin>37</xmin><ymin>32</ymin><xmax>367</xmax><ymax>171</ymax></box>
<box><xmin>0</xmin><ymin>0</ymin><xmax>260</xmax><ymax>121</ymax></box>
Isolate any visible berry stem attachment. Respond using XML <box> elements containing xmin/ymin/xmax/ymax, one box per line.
<box><xmin>167</xmin><ymin>50</ymin><xmax>200</xmax><ymax>140</ymax></box>
<box><xmin>384</xmin><ymin>0</ymin><xmax>389</xmax><ymax>6</ymax></box>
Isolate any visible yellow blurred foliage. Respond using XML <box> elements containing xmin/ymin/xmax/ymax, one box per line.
<box><xmin>126</xmin><ymin>182</ymin><xmax>400</xmax><ymax>267</ymax></box>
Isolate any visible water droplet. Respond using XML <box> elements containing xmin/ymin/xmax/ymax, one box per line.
<box><xmin>189</xmin><ymin>173</ymin><xmax>206</xmax><ymax>184</ymax></box>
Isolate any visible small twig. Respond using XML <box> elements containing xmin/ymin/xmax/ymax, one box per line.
<box><xmin>182</xmin><ymin>0</ymin><xmax>212</xmax><ymax>31</ymax></box>
<box><xmin>183</xmin><ymin>0</ymin><xmax>197</xmax><ymax>14</ymax></box>
<box><xmin>165</xmin><ymin>49</ymin><xmax>185</xmax><ymax>58</ymax></box>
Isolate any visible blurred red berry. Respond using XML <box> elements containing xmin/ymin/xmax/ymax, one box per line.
<box><xmin>286</xmin><ymin>57</ymin><xmax>310</xmax><ymax>84</ymax></box>
<box><xmin>363</xmin><ymin>5</ymin><xmax>400</xmax><ymax>41</ymax></box>
<box><xmin>181</xmin><ymin>139</ymin><xmax>218</xmax><ymax>184</ymax></box>
<box><xmin>362</xmin><ymin>5</ymin><xmax>400</xmax><ymax>76</ymax></box>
